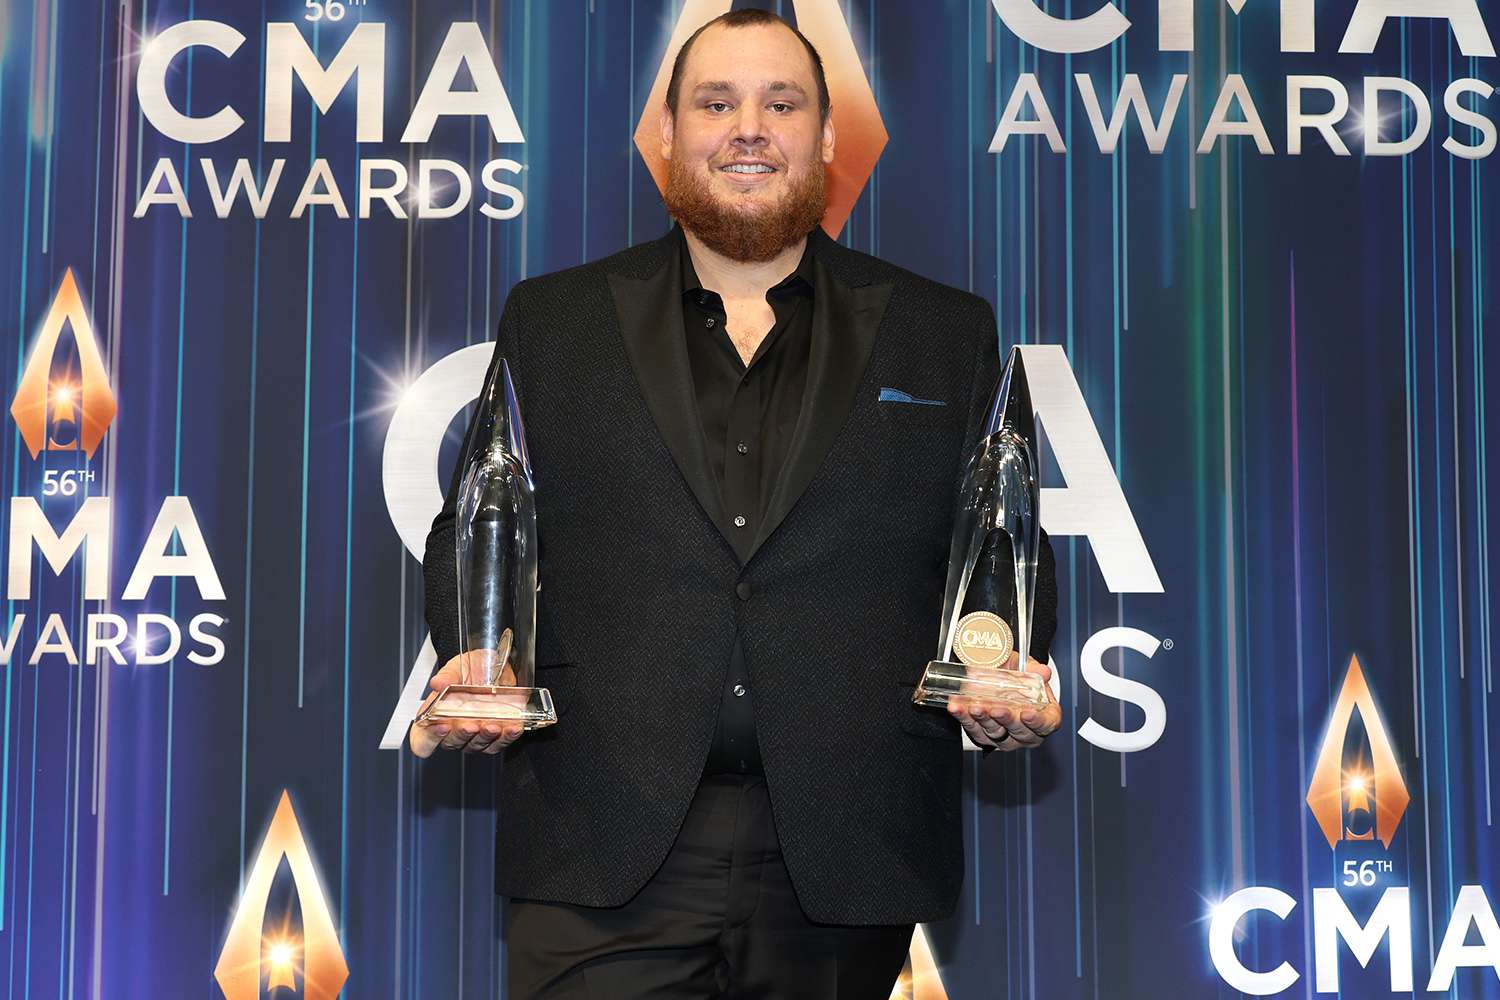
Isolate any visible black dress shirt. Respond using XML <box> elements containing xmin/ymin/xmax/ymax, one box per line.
<box><xmin>675</xmin><ymin>225</ymin><xmax>817</xmax><ymax>776</ymax></box>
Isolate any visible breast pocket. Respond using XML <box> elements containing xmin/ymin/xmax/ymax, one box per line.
<box><xmin>867</xmin><ymin>404</ymin><xmax>964</xmax><ymax>504</ymax></box>
<box><xmin>877</xmin><ymin>400</ymin><xmax>957</xmax><ymax>431</ymax></box>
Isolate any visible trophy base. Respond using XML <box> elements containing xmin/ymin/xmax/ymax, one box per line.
<box><xmin>912</xmin><ymin>660</ymin><xmax>1049</xmax><ymax>711</ymax></box>
<box><xmin>416</xmin><ymin>685</ymin><xmax>557</xmax><ymax>729</ymax></box>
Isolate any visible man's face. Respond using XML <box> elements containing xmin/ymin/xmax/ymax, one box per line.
<box><xmin>659</xmin><ymin>22</ymin><xmax>835</xmax><ymax>262</ymax></box>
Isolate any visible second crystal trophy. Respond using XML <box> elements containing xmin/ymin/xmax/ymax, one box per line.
<box><xmin>912</xmin><ymin>346</ymin><xmax>1049</xmax><ymax>712</ymax></box>
<box><xmin>417</xmin><ymin>358</ymin><xmax>556</xmax><ymax>729</ymax></box>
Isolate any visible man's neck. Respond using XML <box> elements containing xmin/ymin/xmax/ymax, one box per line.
<box><xmin>681</xmin><ymin>227</ymin><xmax>807</xmax><ymax>301</ymax></box>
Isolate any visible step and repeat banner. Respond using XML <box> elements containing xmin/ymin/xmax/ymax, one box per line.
<box><xmin>0</xmin><ymin>0</ymin><xmax>1496</xmax><ymax>997</ymax></box>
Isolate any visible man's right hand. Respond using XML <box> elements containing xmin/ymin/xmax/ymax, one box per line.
<box><xmin>407</xmin><ymin>651</ymin><xmax>526</xmax><ymax>758</ymax></box>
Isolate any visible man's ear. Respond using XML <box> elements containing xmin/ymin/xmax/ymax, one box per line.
<box><xmin>820</xmin><ymin>110</ymin><xmax>836</xmax><ymax>164</ymax></box>
<box><xmin>658</xmin><ymin>102</ymin><xmax>675</xmax><ymax>162</ymax></box>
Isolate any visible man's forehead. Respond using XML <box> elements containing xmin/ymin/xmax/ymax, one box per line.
<box><xmin>681</xmin><ymin>22</ymin><xmax>817</xmax><ymax>90</ymax></box>
<box><xmin>690</xmin><ymin>79</ymin><xmax>809</xmax><ymax>97</ymax></box>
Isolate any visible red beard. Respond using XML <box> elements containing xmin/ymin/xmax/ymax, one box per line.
<box><xmin>662</xmin><ymin>153</ymin><xmax>828</xmax><ymax>262</ymax></box>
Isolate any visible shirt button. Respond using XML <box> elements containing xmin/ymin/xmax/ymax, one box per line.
<box><xmin>733</xmin><ymin>514</ymin><xmax>747</xmax><ymax>527</ymax></box>
<box><xmin>705</xmin><ymin>317</ymin><xmax>716</xmax><ymax>328</ymax></box>
<box><xmin>732</xmin><ymin>684</ymin><xmax>747</xmax><ymax>697</ymax></box>
<box><xmin>736</xmin><ymin>441</ymin><xmax>749</xmax><ymax>455</ymax></box>
<box><xmin>736</xmin><ymin>581</ymin><xmax>753</xmax><ymax>600</ymax></box>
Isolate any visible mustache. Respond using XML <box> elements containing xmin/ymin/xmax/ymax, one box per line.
<box><xmin>716</xmin><ymin>155</ymin><xmax>784</xmax><ymax>168</ymax></box>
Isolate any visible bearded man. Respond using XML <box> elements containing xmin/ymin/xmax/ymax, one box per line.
<box><xmin>410</xmin><ymin>9</ymin><xmax>1062</xmax><ymax>999</ymax></box>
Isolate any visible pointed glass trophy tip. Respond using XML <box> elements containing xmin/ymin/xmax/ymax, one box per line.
<box><xmin>983</xmin><ymin>346</ymin><xmax>1035</xmax><ymax>442</ymax></box>
<box><xmin>497</xmin><ymin>358</ymin><xmax>534</xmax><ymax>480</ymax></box>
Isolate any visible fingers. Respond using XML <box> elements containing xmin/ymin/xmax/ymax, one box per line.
<box><xmin>993</xmin><ymin>705</ymin><xmax>1046</xmax><ymax>747</ymax></box>
<box><xmin>1029</xmin><ymin>698</ymin><xmax>1062</xmax><ymax>737</ymax></box>
<box><xmin>974</xmin><ymin>701</ymin><xmax>1037</xmax><ymax>748</ymax></box>
<box><xmin>947</xmin><ymin>694</ymin><xmax>1062</xmax><ymax>751</ymax></box>
<box><xmin>409</xmin><ymin>723</ymin><xmax>441</xmax><ymax>758</ymax></box>
<box><xmin>1021</xmin><ymin>656</ymin><xmax>1053</xmax><ymax>685</ymax></box>
<box><xmin>432</xmin><ymin>649</ymin><xmax>507</xmax><ymax>691</ymax></box>
<box><xmin>408</xmin><ymin>693</ymin><xmax>443</xmax><ymax>757</ymax></box>
<box><xmin>483</xmin><ymin>722</ymin><xmax>524</xmax><ymax>754</ymax></box>
<box><xmin>465</xmin><ymin>720</ymin><xmax>526</xmax><ymax>754</ymax></box>
<box><xmin>438</xmin><ymin>721</ymin><xmax>498</xmax><ymax>752</ymax></box>
<box><xmin>429</xmin><ymin>655</ymin><xmax>466</xmax><ymax>692</ymax></box>
<box><xmin>409</xmin><ymin>715</ymin><xmax>525</xmax><ymax>757</ymax></box>
<box><xmin>1021</xmin><ymin>656</ymin><xmax>1062</xmax><ymax>734</ymax></box>
<box><xmin>409</xmin><ymin>657</ymin><xmax>531</xmax><ymax>758</ymax></box>
<box><xmin>948</xmin><ymin>695</ymin><xmax>1012</xmax><ymax>750</ymax></box>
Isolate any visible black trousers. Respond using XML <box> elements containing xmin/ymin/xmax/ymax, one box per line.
<box><xmin>504</xmin><ymin>773</ymin><xmax>915</xmax><ymax>999</ymax></box>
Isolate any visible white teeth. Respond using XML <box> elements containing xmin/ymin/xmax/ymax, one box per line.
<box><xmin>723</xmin><ymin>164</ymin><xmax>773</xmax><ymax>173</ymax></box>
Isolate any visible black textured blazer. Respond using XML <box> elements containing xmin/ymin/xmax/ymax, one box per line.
<box><xmin>423</xmin><ymin>224</ymin><xmax>1058</xmax><ymax>925</ymax></box>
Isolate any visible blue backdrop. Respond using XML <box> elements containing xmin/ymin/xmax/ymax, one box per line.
<box><xmin>0</xmin><ymin>0</ymin><xmax>1496</xmax><ymax>997</ymax></box>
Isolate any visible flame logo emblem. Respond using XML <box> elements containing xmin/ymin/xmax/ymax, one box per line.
<box><xmin>633</xmin><ymin>0</ymin><xmax>888</xmax><ymax>239</ymax></box>
<box><xmin>11</xmin><ymin>268</ymin><xmax>116</xmax><ymax>459</ymax></box>
<box><xmin>1305</xmin><ymin>654</ymin><xmax>1410</xmax><ymax>850</ymax></box>
<box><xmin>889</xmin><ymin>924</ymin><xmax>951</xmax><ymax>1000</ymax></box>
<box><xmin>215</xmin><ymin>791</ymin><xmax>349</xmax><ymax>1000</ymax></box>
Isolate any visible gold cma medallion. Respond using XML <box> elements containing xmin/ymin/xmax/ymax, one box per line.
<box><xmin>952</xmin><ymin>611</ymin><xmax>1013</xmax><ymax>668</ymax></box>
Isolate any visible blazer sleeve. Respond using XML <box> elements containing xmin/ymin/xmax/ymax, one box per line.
<box><xmin>961</xmin><ymin>298</ymin><xmax>1061</xmax><ymax>754</ymax></box>
<box><xmin>422</xmin><ymin>282</ymin><xmax>527</xmax><ymax>668</ymax></box>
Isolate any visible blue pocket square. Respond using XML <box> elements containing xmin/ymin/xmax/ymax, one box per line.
<box><xmin>878</xmin><ymin>387</ymin><xmax>946</xmax><ymax>406</ymax></box>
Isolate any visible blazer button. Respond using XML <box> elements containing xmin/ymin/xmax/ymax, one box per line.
<box><xmin>735</xmin><ymin>581</ymin><xmax>753</xmax><ymax>601</ymax></box>
<box><xmin>732</xmin><ymin>683</ymin><xmax>747</xmax><ymax>697</ymax></box>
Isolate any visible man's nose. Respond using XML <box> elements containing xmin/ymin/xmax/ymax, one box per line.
<box><xmin>730</xmin><ymin>104</ymin><xmax>767</xmax><ymax>145</ymax></box>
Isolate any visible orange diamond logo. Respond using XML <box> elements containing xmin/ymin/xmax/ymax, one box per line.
<box><xmin>11</xmin><ymin>268</ymin><xmax>116</xmax><ymax>459</ymax></box>
<box><xmin>215</xmin><ymin>791</ymin><xmax>349</xmax><ymax>1000</ymax></box>
<box><xmin>1305</xmin><ymin>655</ymin><xmax>1410</xmax><ymax>850</ymax></box>
<box><xmin>633</xmin><ymin>0</ymin><xmax>888</xmax><ymax>239</ymax></box>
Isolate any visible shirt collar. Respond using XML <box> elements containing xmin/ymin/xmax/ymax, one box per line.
<box><xmin>674</xmin><ymin>222</ymin><xmax>817</xmax><ymax>304</ymax></box>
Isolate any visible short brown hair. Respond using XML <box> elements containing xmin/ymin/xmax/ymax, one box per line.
<box><xmin>664</xmin><ymin>9</ymin><xmax>831</xmax><ymax>123</ymax></box>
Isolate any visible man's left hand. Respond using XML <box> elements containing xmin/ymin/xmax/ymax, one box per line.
<box><xmin>947</xmin><ymin>653</ymin><xmax>1061</xmax><ymax>751</ymax></box>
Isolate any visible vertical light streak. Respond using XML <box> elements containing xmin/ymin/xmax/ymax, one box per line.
<box><xmin>239</xmin><ymin>0</ymin><xmax>270</xmax><ymax>894</ymax></box>
<box><xmin>161</xmin><ymin>0</ymin><xmax>198</xmax><ymax>895</ymax></box>
<box><xmin>2</xmin><ymin>0</ymin><xmax>43</xmax><ymax>940</ymax></box>
<box><xmin>581</xmin><ymin>0</ymin><xmax>591</xmax><ymax>263</ymax></box>
<box><xmin>91</xmin><ymin>0</ymin><xmax>137</xmax><ymax>994</ymax></box>
<box><xmin>1288</xmin><ymin>256</ymin><xmax>1316</xmax><ymax>993</ymax></box>
<box><xmin>39</xmin><ymin>0</ymin><xmax>58</xmax><ymax>250</ymax></box>
<box><xmin>1216</xmin><ymin>0</ymin><xmax>1243</xmax><ymax>892</ymax></box>
<box><xmin>297</xmin><ymin>19</ymin><xmax>323</xmax><ymax>709</ymax></box>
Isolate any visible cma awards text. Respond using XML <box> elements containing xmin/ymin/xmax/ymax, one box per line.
<box><xmin>992</xmin><ymin>0</ymin><xmax>1498</xmax><ymax>157</ymax></box>
<box><xmin>129</xmin><ymin>2</ymin><xmax>1500</xmax><ymax>223</ymax></box>
<box><xmin>2</xmin><ymin>497</ymin><xmax>228</xmax><ymax>667</ymax></box>
<box><xmin>132</xmin><ymin>22</ymin><xmax>526</xmax><ymax>221</ymax></box>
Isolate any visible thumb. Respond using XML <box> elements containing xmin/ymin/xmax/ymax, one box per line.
<box><xmin>430</xmin><ymin>654</ymin><xmax>470</xmax><ymax>692</ymax></box>
<box><xmin>1026</xmin><ymin>658</ymin><xmax>1052</xmax><ymax>682</ymax></box>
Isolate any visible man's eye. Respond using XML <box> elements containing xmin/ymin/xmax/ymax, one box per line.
<box><xmin>770</xmin><ymin>103</ymin><xmax>793</xmax><ymax>113</ymax></box>
<box><xmin>706</xmin><ymin>102</ymin><xmax>731</xmax><ymax>113</ymax></box>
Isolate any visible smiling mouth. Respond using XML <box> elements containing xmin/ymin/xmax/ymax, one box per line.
<box><xmin>720</xmin><ymin>162</ymin><xmax>777</xmax><ymax>175</ymax></box>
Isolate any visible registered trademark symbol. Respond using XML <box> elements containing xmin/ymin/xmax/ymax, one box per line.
<box><xmin>1162</xmin><ymin>638</ymin><xmax>1174</xmax><ymax>650</ymax></box>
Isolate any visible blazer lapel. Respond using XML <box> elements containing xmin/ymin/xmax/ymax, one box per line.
<box><xmin>608</xmin><ymin>248</ymin><xmax>733</xmax><ymax>547</ymax></box>
<box><xmin>747</xmin><ymin>245</ymin><xmax>892</xmax><ymax>563</ymax></box>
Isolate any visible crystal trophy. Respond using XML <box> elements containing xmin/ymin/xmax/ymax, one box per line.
<box><xmin>416</xmin><ymin>358</ymin><xmax>556</xmax><ymax>729</ymax></box>
<box><xmin>912</xmin><ymin>347</ymin><xmax>1049</xmax><ymax>711</ymax></box>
